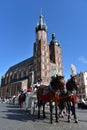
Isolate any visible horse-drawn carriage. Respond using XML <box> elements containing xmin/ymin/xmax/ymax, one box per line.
<box><xmin>18</xmin><ymin>74</ymin><xmax>79</xmax><ymax>124</ymax></box>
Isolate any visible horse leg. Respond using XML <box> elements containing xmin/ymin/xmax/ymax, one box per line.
<box><xmin>55</xmin><ymin>102</ymin><xmax>58</xmax><ymax>123</ymax></box>
<box><xmin>25</xmin><ymin>96</ymin><xmax>29</xmax><ymax>111</ymax></box>
<box><xmin>59</xmin><ymin>102</ymin><xmax>64</xmax><ymax>118</ymax></box>
<box><xmin>20</xmin><ymin>103</ymin><xmax>22</xmax><ymax>108</ymax></box>
<box><xmin>37</xmin><ymin>99</ymin><xmax>40</xmax><ymax>119</ymax></box>
<box><xmin>67</xmin><ymin>102</ymin><xmax>71</xmax><ymax>122</ymax></box>
<box><xmin>43</xmin><ymin>103</ymin><xmax>46</xmax><ymax>118</ymax></box>
<box><xmin>59</xmin><ymin>106</ymin><xmax>62</xmax><ymax>118</ymax></box>
<box><xmin>50</xmin><ymin>102</ymin><xmax>53</xmax><ymax>124</ymax></box>
<box><xmin>21</xmin><ymin>101</ymin><xmax>23</xmax><ymax>108</ymax></box>
<box><xmin>72</xmin><ymin>101</ymin><xmax>78</xmax><ymax>123</ymax></box>
<box><xmin>19</xmin><ymin>101</ymin><xmax>22</xmax><ymax>108</ymax></box>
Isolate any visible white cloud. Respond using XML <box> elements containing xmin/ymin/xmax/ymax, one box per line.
<box><xmin>78</xmin><ymin>56</ymin><xmax>87</xmax><ymax>64</ymax></box>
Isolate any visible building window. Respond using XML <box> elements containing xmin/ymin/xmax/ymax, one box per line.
<box><xmin>26</xmin><ymin>70</ymin><xmax>28</xmax><ymax>76</ymax></box>
<box><xmin>42</xmin><ymin>71</ymin><xmax>45</xmax><ymax>76</ymax></box>
<box><xmin>17</xmin><ymin>73</ymin><xmax>19</xmax><ymax>79</ymax></box>
<box><xmin>46</xmin><ymin>58</ymin><xmax>49</xmax><ymax>63</ymax></box>
<box><xmin>44</xmin><ymin>65</ymin><xmax>47</xmax><ymax>69</ymax></box>
<box><xmin>42</xmin><ymin>64</ymin><xmax>44</xmax><ymax>69</ymax></box>
<box><xmin>7</xmin><ymin>88</ymin><xmax>9</xmax><ymax>93</ymax></box>
<box><xmin>44</xmin><ymin>52</ymin><xmax>46</xmax><ymax>56</ymax></box>
<box><xmin>45</xmin><ymin>72</ymin><xmax>47</xmax><ymax>76</ymax></box>
<box><xmin>8</xmin><ymin>77</ymin><xmax>10</xmax><ymax>83</ymax></box>
<box><xmin>42</xmin><ymin>51</ymin><xmax>44</xmax><ymax>55</ymax></box>
<box><xmin>42</xmin><ymin>57</ymin><xmax>44</xmax><ymax>62</ymax></box>
<box><xmin>21</xmin><ymin>71</ymin><xmax>23</xmax><ymax>77</ymax></box>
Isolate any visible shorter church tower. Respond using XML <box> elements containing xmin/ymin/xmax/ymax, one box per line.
<box><xmin>50</xmin><ymin>33</ymin><xmax>63</xmax><ymax>76</ymax></box>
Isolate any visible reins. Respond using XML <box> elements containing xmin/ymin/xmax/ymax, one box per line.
<box><xmin>48</xmin><ymin>84</ymin><xmax>57</xmax><ymax>93</ymax></box>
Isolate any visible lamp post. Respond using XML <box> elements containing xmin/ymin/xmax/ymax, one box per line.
<box><xmin>29</xmin><ymin>71</ymin><xmax>34</xmax><ymax>88</ymax></box>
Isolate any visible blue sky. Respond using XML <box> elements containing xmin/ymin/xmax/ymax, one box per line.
<box><xmin>0</xmin><ymin>0</ymin><xmax>87</xmax><ymax>82</ymax></box>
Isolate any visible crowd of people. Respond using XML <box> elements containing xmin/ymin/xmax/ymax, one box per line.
<box><xmin>0</xmin><ymin>79</ymin><xmax>42</xmax><ymax>105</ymax></box>
<box><xmin>0</xmin><ymin>97</ymin><xmax>12</xmax><ymax>104</ymax></box>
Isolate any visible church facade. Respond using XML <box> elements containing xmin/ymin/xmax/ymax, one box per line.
<box><xmin>0</xmin><ymin>13</ymin><xmax>63</xmax><ymax>98</ymax></box>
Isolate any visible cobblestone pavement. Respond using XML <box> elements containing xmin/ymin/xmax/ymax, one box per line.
<box><xmin>0</xmin><ymin>103</ymin><xmax>87</xmax><ymax>130</ymax></box>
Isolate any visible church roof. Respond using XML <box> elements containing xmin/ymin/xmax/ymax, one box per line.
<box><xmin>5</xmin><ymin>56</ymin><xmax>34</xmax><ymax>75</ymax></box>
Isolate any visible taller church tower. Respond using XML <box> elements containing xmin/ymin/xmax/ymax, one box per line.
<box><xmin>33</xmin><ymin>13</ymin><xmax>50</xmax><ymax>85</ymax></box>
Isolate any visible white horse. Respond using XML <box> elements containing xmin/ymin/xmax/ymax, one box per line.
<box><xmin>11</xmin><ymin>95</ymin><xmax>19</xmax><ymax>105</ymax></box>
<box><xmin>25</xmin><ymin>89</ymin><xmax>37</xmax><ymax>115</ymax></box>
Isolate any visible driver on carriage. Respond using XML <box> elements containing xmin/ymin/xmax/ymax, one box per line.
<box><xmin>35</xmin><ymin>78</ymin><xmax>42</xmax><ymax>89</ymax></box>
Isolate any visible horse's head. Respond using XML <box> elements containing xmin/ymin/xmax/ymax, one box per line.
<box><xmin>51</xmin><ymin>75</ymin><xmax>66</xmax><ymax>90</ymax></box>
<box><xmin>66</xmin><ymin>75</ymin><xmax>79</xmax><ymax>92</ymax></box>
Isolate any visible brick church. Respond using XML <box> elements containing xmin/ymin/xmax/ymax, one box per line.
<box><xmin>0</xmin><ymin>13</ymin><xmax>63</xmax><ymax>98</ymax></box>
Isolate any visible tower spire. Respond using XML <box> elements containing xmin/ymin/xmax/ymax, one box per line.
<box><xmin>35</xmin><ymin>10</ymin><xmax>47</xmax><ymax>33</ymax></box>
<box><xmin>40</xmin><ymin>8</ymin><xmax>42</xmax><ymax>16</ymax></box>
<box><xmin>39</xmin><ymin>8</ymin><xmax>44</xmax><ymax>25</ymax></box>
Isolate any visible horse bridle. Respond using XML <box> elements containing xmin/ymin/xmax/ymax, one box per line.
<box><xmin>48</xmin><ymin>84</ymin><xmax>57</xmax><ymax>94</ymax></box>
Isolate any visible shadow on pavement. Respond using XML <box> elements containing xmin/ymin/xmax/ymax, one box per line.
<box><xmin>1</xmin><ymin>104</ymin><xmax>49</xmax><ymax>123</ymax></box>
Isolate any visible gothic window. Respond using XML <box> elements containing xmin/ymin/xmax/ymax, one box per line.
<box><xmin>42</xmin><ymin>51</ymin><xmax>44</xmax><ymax>55</ymax></box>
<box><xmin>26</xmin><ymin>69</ymin><xmax>28</xmax><ymax>76</ymax></box>
<box><xmin>42</xmin><ymin>64</ymin><xmax>44</xmax><ymax>69</ymax></box>
<box><xmin>56</xmin><ymin>50</ymin><xmax>58</xmax><ymax>54</ymax></box>
<box><xmin>12</xmin><ymin>74</ymin><xmax>14</xmax><ymax>80</ymax></box>
<box><xmin>23</xmin><ymin>70</ymin><xmax>26</xmax><ymax>77</ymax></box>
<box><xmin>42</xmin><ymin>71</ymin><xmax>45</xmax><ymax>76</ymax></box>
<box><xmin>7</xmin><ymin>88</ymin><xmax>9</xmax><ymax>93</ymax></box>
<box><xmin>44</xmin><ymin>58</ymin><xmax>47</xmax><ymax>62</ymax></box>
<box><xmin>47</xmin><ymin>59</ymin><xmax>49</xmax><ymax>63</ymax></box>
<box><xmin>44</xmin><ymin>65</ymin><xmax>47</xmax><ymax>69</ymax></box>
<box><xmin>45</xmin><ymin>72</ymin><xmax>47</xmax><ymax>76</ymax></box>
<box><xmin>17</xmin><ymin>73</ymin><xmax>19</xmax><ymax>79</ymax></box>
<box><xmin>58</xmin><ymin>49</ymin><xmax>61</xmax><ymax>54</ymax></box>
<box><xmin>44</xmin><ymin>46</ymin><xmax>45</xmax><ymax>50</ymax></box>
<box><xmin>44</xmin><ymin>52</ymin><xmax>46</xmax><ymax>56</ymax></box>
<box><xmin>58</xmin><ymin>57</ymin><xmax>60</xmax><ymax>62</ymax></box>
<box><xmin>8</xmin><ymin>76</ymin><xmax>10</xmax><ymax>83</ymax></box>
<box><xmin>47</xmin><ymin>65</ymin><xmax>49</xmax><ymax>70</ymax></box>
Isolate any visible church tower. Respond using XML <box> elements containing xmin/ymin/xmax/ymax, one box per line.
<box><xmin>33</xmin><ymin>13</ymin><xmax>50</xmax><ymax>85</ymax></box>
<box><xmin>50</xmin><ymin>33</ymin><xmax>63</xmax><ymax>76</ymax></box>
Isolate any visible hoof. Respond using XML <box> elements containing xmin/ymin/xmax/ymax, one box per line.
<box><xmin>68</xmin><ymin>119</ymin><xmax>71</xmax><ymax>123</ymax></box>
<box><xmin>50</xmin><ymin>121</ymin><xmax>52</xmax><ymax>124</ymax></box>
<box><xmin>75</xmin><ymin>119</ymin><xmax>78</xmax><ymax>123</ymax></box>
<box><xmin>25</xmin><ymin>109</ymin><xmax>28</xmax><ymax>112</ymax></box>
<box><xmin>61</xmin><ymin>115</ymin><xmax>64</xmax><ymax>118</ymax></box>
<box><xmin>43</xmin><ymin>115</ymin><xmax>46</xmax><ymax>118</ymax></box>
<box><xmin>56</xmin><ymin>119</ymin><xmax>59</xmax><ymax>123</ymax></box>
